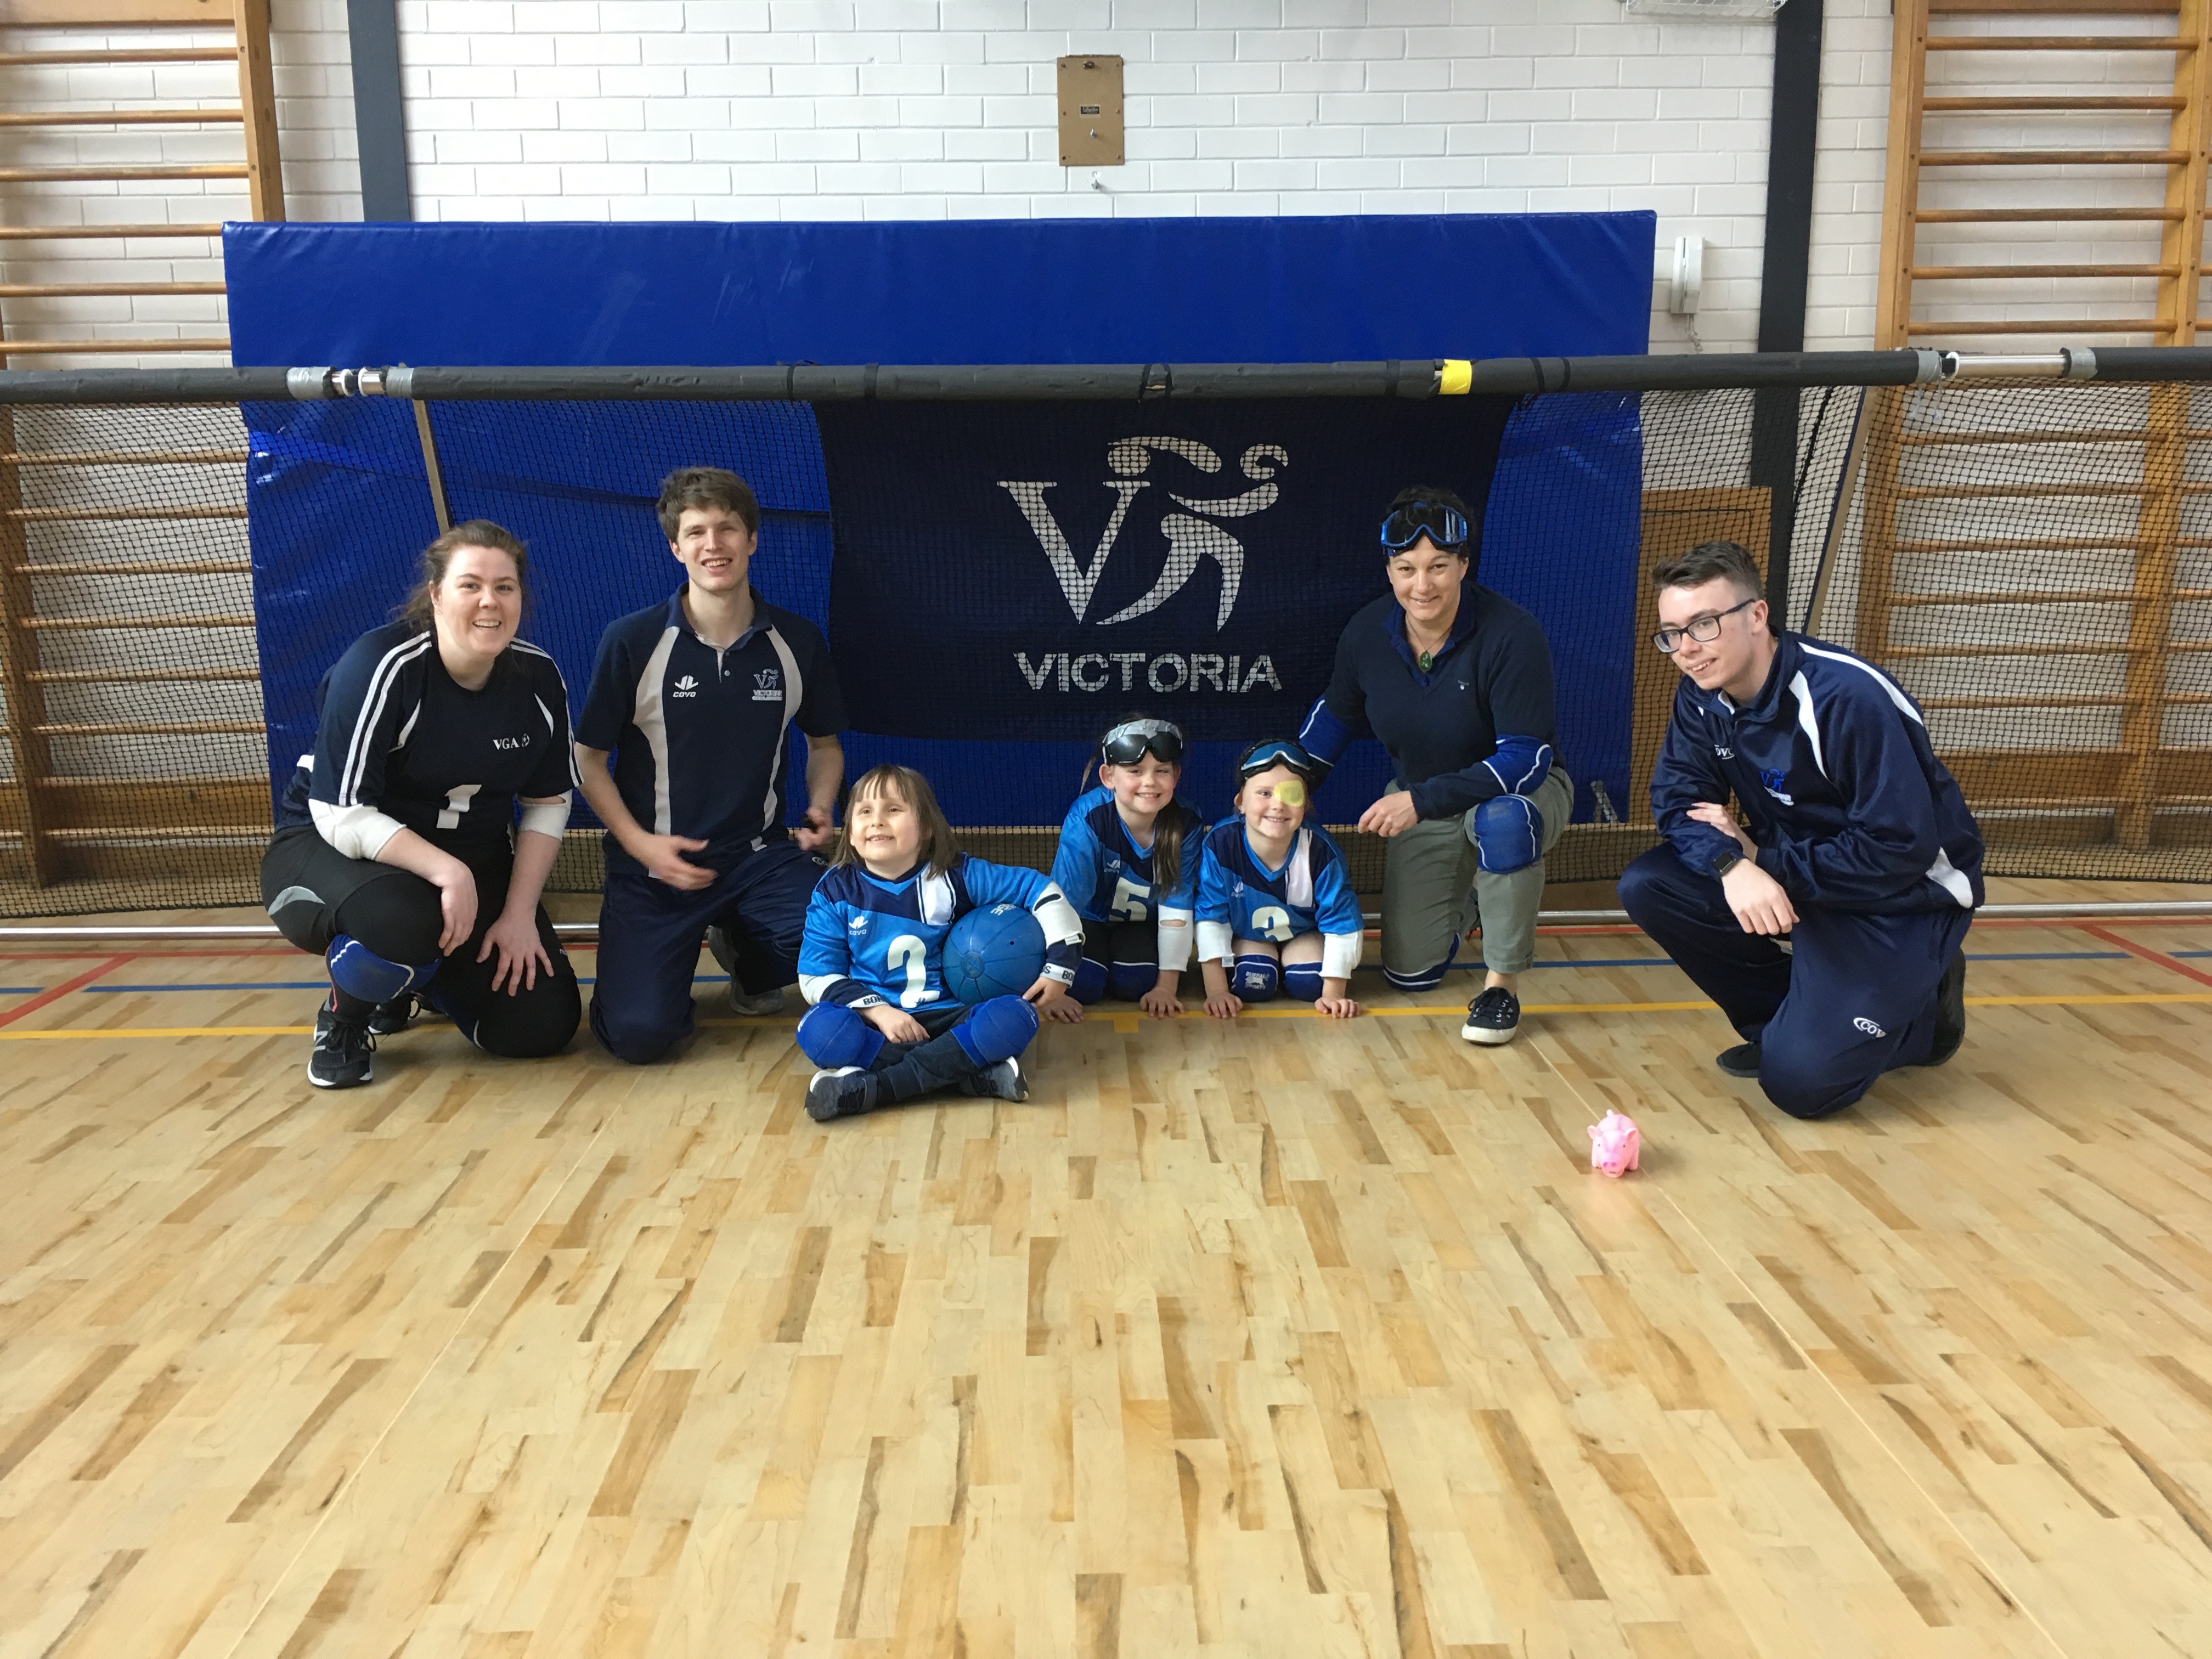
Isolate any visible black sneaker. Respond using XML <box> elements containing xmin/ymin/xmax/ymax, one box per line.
<box><xmin>806</xmin><ymin>1066</ymin><xmax>877</xmax><ymax>1123</ymax></box>
<box><xmin>958</xmin><ymin>1057</ymin><xmax>1030</xmax><ymax>1102</ymax></box>
<box><xmin>1918</xmin><ymin>950</ymin><xmax>1967</xmax><ymax>1067</ymax></box>
<box><xmin>1460</xmin><ymin>985</ymin><xmax>1521</xmax><ymax>1046</ymax></box>
<box><xmin>309</xmin><ymin>1005</ymin><xmax>375</xmax><ymax>1090</ymax></box>
<box><xmin>1717</xmin><ymin>1041</ymin><xmax>1762</xmax><ymax>1078</ymax></box>
<box><xmin>366</xmin><ymin>992</ymin><xmax>419</xmax><ymax>1037</ymax></box>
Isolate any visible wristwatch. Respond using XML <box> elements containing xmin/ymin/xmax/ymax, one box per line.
<box><xmin>1713</xmin><ymin>851</ymin><xmax>1741</xmax><ymax>877</ymax></box>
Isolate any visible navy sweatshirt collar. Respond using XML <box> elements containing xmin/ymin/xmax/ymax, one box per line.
<box><xmin>1711</xmin><ymin>630</ymin><xmax>1796</xmax><ymax>723</ymax></box>
<box><xmin>1388</xmin><ymin>578</ymin><xmax>1481</xmax><ymax>686</ymax></box>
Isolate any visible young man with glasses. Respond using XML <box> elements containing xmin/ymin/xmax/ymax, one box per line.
<box><xmin>1297</xmin><ymin>485</ymin><xmax>1571</xmax><ymax>1045</ymax></box>
<box><xmin>1620</xmin><ymin>539</ymin><xmax>1982</xmax><ymax>1118</ymax></box>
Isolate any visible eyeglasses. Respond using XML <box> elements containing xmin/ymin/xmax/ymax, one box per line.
<box><xmin>1652</xmin><ymin>596</ymin><xmax>1760</xmax><ymax>654</ymax></box>
<box><xmin>1234</xmin><ymin>738</ymin><xmax>1320</xmax><ymax>781</ymax></box>
<box><xmin>1101</xmin><ymin>718</ymin><xmax>1185</xmax><ymax>768</ymax></box>
<box><xmin>1380</xmin><ymin>500</ymin><xmax>1469</xmax><ymax>552</ymax></box>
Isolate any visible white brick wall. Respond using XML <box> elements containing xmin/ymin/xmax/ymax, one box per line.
<box><xmin>0</xmin><ymin>0</ymin><xmax>2191</xmax><ymax>367</ymax></box>
<box><xmin>382</xmin><ymin>0</ymin><xmax>1787</xmax><ymax>352</ymax></box>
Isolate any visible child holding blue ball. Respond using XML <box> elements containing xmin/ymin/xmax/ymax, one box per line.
<box><xmin>797</xmin><ymin>763</ymin><xmax>1085</xmax><ymax>1121</ymax></box>
<box><xmin>1046</xmin><ymin>715</ymin><xmax>1208</xmax><ymax>1021</ymax></box>
<box><xmin>1196</xmin><ymin>739</ymin><xmax>1365</xmax><ymax>1020</ymax></box>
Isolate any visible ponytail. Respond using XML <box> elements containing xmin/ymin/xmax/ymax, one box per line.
<box><xmin>1151</xmin><ymin>803</ymin><xmax>1188</xmax><ymax>898</ymax></box>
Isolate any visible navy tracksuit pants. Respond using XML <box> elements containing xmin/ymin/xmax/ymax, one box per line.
<box><xmin>1618</xmin><ymin>844</ymin><xmax>1972</xmax><ymax>1120</ymax></box>
<box><xmin>590</xmin><ymin>839</ymin><xmax>822</xmax><ymax>1065</ymax></box>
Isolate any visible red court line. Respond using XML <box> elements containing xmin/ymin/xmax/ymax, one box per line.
<box><xmin>2076</xmin><ymin>924</ymin><xmax>2212</xmax><ymax>990</ymax></box>
<box><xmin>0</xmin><ymin>955</ymin><xmax>131</xmax><ymax>1027</ymax></box>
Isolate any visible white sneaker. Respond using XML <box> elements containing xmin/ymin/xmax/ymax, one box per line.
<box><xmin>727</xmin><ymin>982</ymin><xmax>787</xmax><ymax>1017</ymax></box>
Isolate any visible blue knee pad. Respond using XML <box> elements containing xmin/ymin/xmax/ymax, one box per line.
<box><xmin>1472</xmin><ymin>793</ymin><xmax>1544</xmax><ymax>876</ymax></box>
<box><xmin>1232</xmin><ymin>954</ymin><xmax>1280</xmax><ymax>1000</ymax></box>
<box><xmin>1071</xmin><ymin>957</ymin><xmax>1108</xmax><ymax>1005</ymax></box>
<box><xmin>797</xmin><ymin>1002</ymin><xmax>886</xmax><ymax>1070</ymax></box>
<box><xmin>1282</xmin><ymin>961</ymin><xmax>1324</xmax><ymax>1002</ymax></box>
<box><xmin>1105</xmin><ymin>960</ymin><xmax>1159</xmax><ymax>1001</ymax></box>
<box><xmin>954</xmin><ymin>995</ymin><xmax>1039</xmax><ymax>1065</ymax></box>
<box><xmin>326</xmin><ymin>934</ymin><xmax>437</xmax><ymax>1005</ymax></box>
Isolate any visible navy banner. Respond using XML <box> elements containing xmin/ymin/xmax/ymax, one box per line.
<box><xmin>817</xmin><ymin>398</ymin><xmax>1513</xmax><ymax>744</ymax></box>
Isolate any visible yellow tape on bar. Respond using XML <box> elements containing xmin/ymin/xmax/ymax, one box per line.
<box><xmin>1438</xmin><ymin>359</ymin><xmax>1473</xmax><ymax>396</ymax></box>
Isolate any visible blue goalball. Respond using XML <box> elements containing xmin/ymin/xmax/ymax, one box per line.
<box><xmin>942</xmin><ymin>902</ymin><xmax>1047</xmax><ymax>1006</ymax></box>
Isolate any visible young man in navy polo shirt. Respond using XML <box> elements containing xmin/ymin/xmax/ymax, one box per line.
<box><xmin>576</xmin><ymin>467</ymin><xmax>846</xmax><ymax>1064</ymax></box>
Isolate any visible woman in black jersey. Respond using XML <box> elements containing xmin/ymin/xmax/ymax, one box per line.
<box><xmin>261</xmin><ymin>520</ymin><xmax>583</xmax><ymax>1088</ymax></box>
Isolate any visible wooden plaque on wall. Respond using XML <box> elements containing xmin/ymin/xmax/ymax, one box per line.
<box><xmin>1058</xmin><ymin>55</ymin><xmax>1124</xmax><ymax>167</ymax></box>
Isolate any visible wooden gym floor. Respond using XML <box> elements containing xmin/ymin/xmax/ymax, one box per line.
<box><xmin>3</xmin><ymin>878</ymin><xmax>2211</xmax><ymax>1659</ymax></box>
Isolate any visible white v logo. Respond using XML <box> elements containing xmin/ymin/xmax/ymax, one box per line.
<box><xmin>996</xmin><ymin>478</ymin><xmax>1149</xmax><ymax>622</ymax></box>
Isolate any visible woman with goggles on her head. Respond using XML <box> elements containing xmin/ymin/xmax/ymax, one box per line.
<box><xmin>1046</xmin><ymin>716</ymin><xmax>1207</xmax><ymax>1020</ymax></box>
<box><xmin>1295</xmin><ymin>486</ymin><xmax>1572</xmax><ymax>1047</ymax></box>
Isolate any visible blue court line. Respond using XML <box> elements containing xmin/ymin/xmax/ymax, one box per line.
<box><xmin>0</xmin><ymin>986</ymin><xmax>42</xmax><ymax>995</ymax></box>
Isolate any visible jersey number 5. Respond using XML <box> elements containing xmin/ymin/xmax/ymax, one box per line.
<box><xmin>885</xmin><ymin>935</ymin><xmax>930</xmax><ymax>1009</ymax></box>
<box><xmin>1249</xmin><ymin>905</ymin><xmax>1294</xmax><ymax>943</ymax></box>
<box><xmin>1108</xmin><ymin>875</ymin><xmax>1150</xmax><ymax>922</ymax></box>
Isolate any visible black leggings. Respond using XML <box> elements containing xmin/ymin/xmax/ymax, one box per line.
<box><xmin>261</xmin><ymin>825</ymin><xmax>581</xmax><ymax>1059</ymax></box>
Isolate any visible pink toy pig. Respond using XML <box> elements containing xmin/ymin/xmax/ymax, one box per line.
<box><xmin>1588</xmin><ymin>1110</ymin><xmax>1640</xmax><ymax>1178</ymax></box>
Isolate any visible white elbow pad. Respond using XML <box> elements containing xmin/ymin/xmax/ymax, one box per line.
<box><xmin>797</xmin><ymin>973</ymin><xmax>842</xmax><ymax>1006</ymax></box>
<box><xmin>1031</xmin><ymin>886</ymin><xmax>1085</xmax><ymax>947</ymax></box>
<box><xmin>1156</xmin><ymin>906</ymin><xmax>1194</xmax><ymax>973</ymax></box>
<box><xmin>310</xmin><ymin>798</ymin><xmax>405</xmax><ymax>862</ymax></box>
<box><xmin>1196</xmin><ymin>919</ymin><xmax>1234</xmax><ymax>965</ymax></box>
<box><xmin>1322</xmin><ymin>932</ymin><xmax>1363</xmax><ymax>983</ymax></box>
<box><xmin>517</xmin><ymin>794</ymin><xmax>572</xmax><ymax>842</ymax></box>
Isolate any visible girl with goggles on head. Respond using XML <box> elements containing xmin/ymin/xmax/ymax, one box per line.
<box><xmin>1193</xmin><ymin>738</ymin><xmax>1365</xmax><ymax>1019</ymax></box>
<box><xmin>1046</xmin><ymin>716</ymin><xmax>1207</xmax><ymax>1020</ymax></box>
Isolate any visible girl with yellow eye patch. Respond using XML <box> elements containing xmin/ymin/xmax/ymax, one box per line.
<box><xmin>1193</xmin><ymin>739</ymin><xmax>1365</xmax><ymax>1019</ymax></box>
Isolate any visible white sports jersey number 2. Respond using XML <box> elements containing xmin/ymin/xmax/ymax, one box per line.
<box><xmin>886</xmin><ymin>935</ymin><xmax>930</xmax><ymax>1009</ymax></box>
<box><xmin>1249</xmin><ymin>905</ymin><xmax>1294</xmax><ymax>943</ymax></box>
<box><xmin>437</xmin><ymin>784</ymin><xmax>481</xmax><ymax>830</ymax></box>
<box><xmin>1108</xmin><ymin>875</ymin><xmax>1150</xmax><ymax>922</ymax></box>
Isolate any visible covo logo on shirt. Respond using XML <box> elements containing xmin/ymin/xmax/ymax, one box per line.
<box><xmin>671</xmin><ymin>674</ymin><xmax>700</xmax><ymax>699</ymax></box>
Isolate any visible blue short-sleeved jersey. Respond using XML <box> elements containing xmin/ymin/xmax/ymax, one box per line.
<box><xmin>1194</xmin><ymin>819</ymin><xmax>1365</xmax><ymax>952</ymax></box>
<box><xmin>575</xmin><ymin>588</ymin><xmax>845</xmax><ymax>877</ymax></box>
<box><xmin>1049</xmin><ymin>788</ymin><xmax>1206</xmax><ymax>924</ymax></box>
<box><xmin>797</xmin><ymin>853</ymin><xmax>1085</xmax><ymax>1012</ymax></box>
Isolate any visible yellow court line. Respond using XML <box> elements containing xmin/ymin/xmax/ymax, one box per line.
<box><xmin>5</xmin><ymin>991</ymin><xmax>2208</xmax><ymax>1042</ymax></box>
<box><xmin>0</xmin><ymin>1024</ymin><xmax>316</xmax><ymax>1040</ymax></box>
